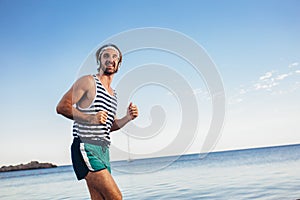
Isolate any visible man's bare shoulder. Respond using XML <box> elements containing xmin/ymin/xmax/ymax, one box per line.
<box><xmin>74</xmin><ymin>75</ymin><xmax>95</xmax><ymax>90</ymax></box>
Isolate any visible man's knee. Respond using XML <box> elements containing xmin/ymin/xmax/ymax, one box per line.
<box><xmin>116</xmin><ymin>190</ymin><xmax>122</xmax><ymax>200</ymax></box>
<box><xmin>110</xmin><ymin>187</ymin><xmax>122</xmax><ymax>200</ymax></box>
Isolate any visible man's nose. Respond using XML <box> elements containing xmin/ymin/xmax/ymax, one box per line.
<box><xmin>108</xmin><ymin>56</ymin><xmax>114</xmax><ymax>62</ymax></box>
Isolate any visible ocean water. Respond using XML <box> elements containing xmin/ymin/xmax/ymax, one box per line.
<box><xmin>1</xmin><ymin>144</ymin><xmax>300</xmax><ymax>200</ymax></box>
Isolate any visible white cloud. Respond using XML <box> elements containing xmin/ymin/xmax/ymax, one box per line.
<box><xmin>276</xmin><ymin>73</ymin><xmax>291</xmax><ymax>80</ymax></box>
<box><xmin>254</xmin><ymin>82</ymin><xmax>279</xmax><ymax>90</ymax></box>
<box><xmin>254</xmin><ymin>83</ymin><xmax>263</xmax><ymax>90</ymax></box>
<box><xmin>239</xmin><ymin>89</ymin><xmax>246</xmax><ymax>94</ymax></box>
<box><xmin>254</xmin><ymin>70</ymin><xmax>280</xmax><ymax>91</ymax></box>
<box><xmin>259</xmin><ymin>71</ymin><xmax>273</xmax><ymax>80</ymax></box>
<box><xmin>288</xmin><ymin>62</ymin><xmax>299</xmax><ymax>68</ymax></box>
<box><xmin>229</xmin><ymin>62</ymin><xmax>300</xmax><ymax>105</ymax></box>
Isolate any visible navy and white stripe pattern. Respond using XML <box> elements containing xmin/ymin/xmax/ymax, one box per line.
<box><xmin>73</xmin><ymin>75</ymin><xmax>117</xmax><ymax>147</ymax></box>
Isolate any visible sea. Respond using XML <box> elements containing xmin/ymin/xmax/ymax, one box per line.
<box><xmin>1</xmin><ymin>144</ymin><xmax>300</xmax><ymax>200</ymax></box>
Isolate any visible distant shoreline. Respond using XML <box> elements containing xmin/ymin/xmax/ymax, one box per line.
<box><xmin>111</xmin><ymin>143</ymin><xmax>300</xmax><ymax>164</ymax></box>
<box><xmin>0</xmin><ymin>161</ymin><xmax>57</xmax><ymax>172</ymax></box>
<box><xmin>1</xmin><ymin>143</ymin><xmax>299</xmax><ymax>168</ymax></box>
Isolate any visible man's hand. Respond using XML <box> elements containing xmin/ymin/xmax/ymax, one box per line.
<box><xmin>127</xmin><ymin>102</ymin><xmax>138</xmax><ymax>120</ymax></box>
<box><xmin>89</xmin><ymin>111</ymin><xmax>108</xmax><ymax>124</ymax></box>
<box><xmin>110</xmin><ymin>103</ymin><xmax>139</xmax><ymax>132</ymax></box>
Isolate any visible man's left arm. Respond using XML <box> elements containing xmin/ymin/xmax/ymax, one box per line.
<box><xmin>110</xmin><ymin>102</ymin><xmax>138</xmax><ymax>132</ymax></box>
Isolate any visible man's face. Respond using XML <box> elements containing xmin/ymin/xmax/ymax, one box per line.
<box><xmin>100</xmin><ymin>48</ymin><xmax>120</xmax><ymax>75</ymax></box>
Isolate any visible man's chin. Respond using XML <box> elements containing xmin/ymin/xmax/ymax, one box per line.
<box><xmin>103</xmin><ymin>69</ymin><xmax>118</xmax><ymax>75</ymax></box>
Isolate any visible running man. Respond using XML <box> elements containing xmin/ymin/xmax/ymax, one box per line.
<box><xmin>56</xmin><ymin>44</ymin><xmax>138</xmax><ymax>200</ymax></box>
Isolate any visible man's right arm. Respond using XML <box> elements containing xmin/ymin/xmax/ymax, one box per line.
<box><xmin>56</xmin><ymin>76</ymin><xmax>94</xmax><ymax>123</ymax></box>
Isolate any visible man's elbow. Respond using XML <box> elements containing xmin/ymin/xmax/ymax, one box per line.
<box><xmin>56</xmin><ymin>102</ymin><xmax>67</xmax><ymax>115</ymax></box>
<box><xmin>110</xmin><ymin>123</ymin><xmax>120</xmax><ymax>132</ymax></box>
<box><xmin>56</xmin><ymin>104</ymin><xmax>63</xmax><ymax>115</ymax></box>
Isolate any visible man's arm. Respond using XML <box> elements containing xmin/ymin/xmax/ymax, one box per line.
<box><xmin>110</xmin><ymin>103</ymin><xmax>138</xmax><ymax>132</ymax></box>
<box><xmin>56</xmin><ymin>75</ymin><xmax>107</xmax><ymax>124</ymax></box>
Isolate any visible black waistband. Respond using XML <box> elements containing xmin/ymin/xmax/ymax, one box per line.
<box><xmin>73</xmin><ymin>136</ymin><xmax>110</xmax><ymax>147</ymax></box>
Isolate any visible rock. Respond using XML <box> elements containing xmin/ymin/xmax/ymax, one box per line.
<box><xmin>0</xmin><ymin>161</ymin><xmax>57</xmax><ymax>172</ymax></box>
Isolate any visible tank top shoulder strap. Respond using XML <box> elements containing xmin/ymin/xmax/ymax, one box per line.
<box><xmin>92</xmin><ymin>74</ymin><xmax>101</xmax><ymax>85</ymax></box>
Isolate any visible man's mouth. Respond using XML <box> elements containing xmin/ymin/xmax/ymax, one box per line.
<box><xmin>105</xmin><ymin>61</ymin><xmax>115</xmax><ymax>67</ymax></box>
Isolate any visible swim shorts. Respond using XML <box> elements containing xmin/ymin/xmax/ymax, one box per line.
<box><xmin>71</xmin><ymin>137</ymin><xmax>111</xmax><ymax>180</ymax></box>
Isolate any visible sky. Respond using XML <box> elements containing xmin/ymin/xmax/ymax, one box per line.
<box><xmin>0</xmin><ymin>0</ymin><xmax>299</xmax><ymax>166</ymax></box>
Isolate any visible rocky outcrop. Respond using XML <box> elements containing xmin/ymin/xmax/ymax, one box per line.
<box><xmin>0</xmin><ymin>161</ymin><xmax>57</xmax><ymax>172</ymax></box>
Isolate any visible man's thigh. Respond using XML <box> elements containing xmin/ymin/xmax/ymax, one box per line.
<box><xmin>85</xmin><ymin>169</ymin><xmax>122</xmax><ymax>200</ymax></box>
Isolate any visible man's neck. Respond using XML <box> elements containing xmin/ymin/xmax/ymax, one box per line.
<box><xmin>98</xmin><ymin>73</ymin><xmax>114</xmax><ymax>88</ymax></box>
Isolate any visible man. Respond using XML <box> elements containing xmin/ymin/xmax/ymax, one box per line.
<box><xmin>56</xmin><ymin>44</ymin><xmax>138</xmax><ymax>200</ymax></box>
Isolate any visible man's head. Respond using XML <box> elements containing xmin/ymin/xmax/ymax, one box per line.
<box><xmin>96</xmin><ymin>44</ymin><xmax>122</xmax><ymax>75</ymax></box>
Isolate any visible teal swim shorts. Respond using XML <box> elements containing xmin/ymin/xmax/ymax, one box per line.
<box><xmin>71</xmin><ymin>138</ymin><xmax>111</xmax><ymax>180</ymax></box>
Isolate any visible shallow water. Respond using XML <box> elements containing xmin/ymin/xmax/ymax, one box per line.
<box><xmin>1</xmin><ymin>144</ymin><xmax>300</xmax><ymax>199</ymax></box>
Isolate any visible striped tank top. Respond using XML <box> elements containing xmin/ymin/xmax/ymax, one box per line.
<box><xmin>73</xmin><ymin>74</ymin><xmax>117</xmax><ymax>147</ymax></box>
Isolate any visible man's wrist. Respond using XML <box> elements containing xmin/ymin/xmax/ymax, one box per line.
<box><xmin>125</xmin><ymin>115</ymin><xmax>132</xmax><ymax>122</ymax></box>
<box><xmin>86</xmin><ymin>114</ymin><xmax>95</xmax><ymax>124</ymax></box>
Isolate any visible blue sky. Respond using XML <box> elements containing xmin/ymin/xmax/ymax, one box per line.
<box><xmin>0</xmin><ymin>0</ymin><xmax>299</xmax><ymax>166</ymax></box>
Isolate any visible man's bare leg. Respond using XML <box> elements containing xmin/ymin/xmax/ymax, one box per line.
<box><xmin>86</xmin><ymin>181</ymin><xmax>104</xmax><ymax>200</ymax></box>
<box><xmin>85</xmin><ymin>169</ymin><xmax>122</xmax><ymax>200</ymax></box>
